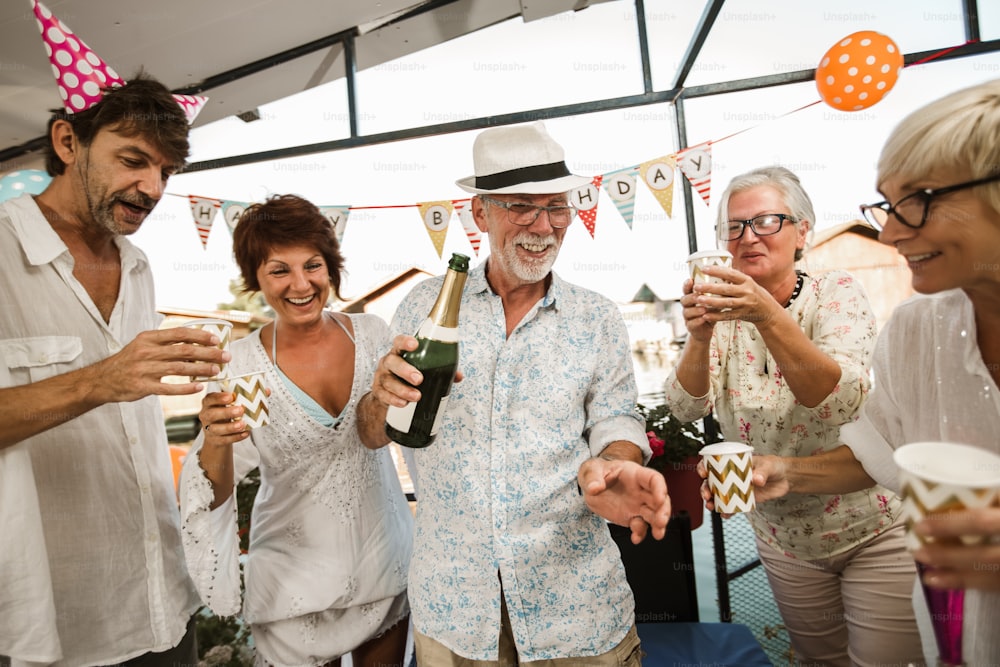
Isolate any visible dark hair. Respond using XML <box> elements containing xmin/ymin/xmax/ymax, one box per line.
<box><xmin>44</xmin><ymin>72</ymin><xmax>190</xmax><ymax>176</ymax></box>
<box><xmin>233</xmin><ymin>194</ymin><xmax>346</xmax><ymax>299</ymax></box>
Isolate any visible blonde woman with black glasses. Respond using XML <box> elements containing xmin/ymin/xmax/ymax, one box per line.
<box><xmin>753</xmin><ymin>79</ymin><xmax>1000</xmax><ymax>666</ymax></box>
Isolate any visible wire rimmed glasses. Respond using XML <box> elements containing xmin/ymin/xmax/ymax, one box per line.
<box><xmin>859</xmin><ymin>173</ymin><xmax>1000</xmax><ymax>231</ymax></box>
<box><xmin>480</xmin><ymin>195</ymin><xmax>577</xmax><ymax>229</ymax></box>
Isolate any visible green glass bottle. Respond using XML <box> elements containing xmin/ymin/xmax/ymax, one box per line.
<box><xmin>385</xmin><ymin>252</ymin><xmax>469</xmax><ymax>448</ymax></box>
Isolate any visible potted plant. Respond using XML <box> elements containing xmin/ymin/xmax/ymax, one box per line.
<box><xmin>637</xmin><ymin>403</ymin><xmax>706</xmax><ymax>529</ymax></box>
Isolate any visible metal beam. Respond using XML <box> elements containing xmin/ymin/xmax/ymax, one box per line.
<box><xmin>344</xmin><ymin>32</ymin><xmax>359</xmax><ymax>138</ymax></box>
<box><xmin>963</xmin><ymin>0</ymin><xmax>981</xmax><ymax>43</ymax></box>
<box><xmin>633</xmin><ymin>0</ymin><xmax>653</xmax><ymax>94</ymax></box>
<box><xmin>671</xmin><ymin>0</ymin><xmax>726</xmax><ymax>90</ymax></box>
<box><xmin>183</xmin><ymin>90</ymin><xmax>681</xmax><ymax>172</ymax></box>
<box><xmin>673</xmin><ymin>96</ymin><xmax>699</xmax><ymax>257</ymax></box>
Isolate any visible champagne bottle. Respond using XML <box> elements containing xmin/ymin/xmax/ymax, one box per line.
<box><xmin>385</xmin><ymin>252</ymin><xmax>469</xmax><ymax>448</ymax></box>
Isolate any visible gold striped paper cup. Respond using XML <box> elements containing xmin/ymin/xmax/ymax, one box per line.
<box><xmin>893</xmin><ymin>441</ymin><xmax>1000</xmax><ymax>551</ymax></box>
<box><xmin>700</xmin><ymin>441</ymin><xmax>755</xmax><ymax>514</ymax></box>
<box><xmin>220</xmin><ymin>371</ymin><xmax>270</xmax><ymax>429</ymax></box>
<box><xmin>183</xmin><ymin>318</ymin><xmax>232</xmax><ymax>381</ymax></box>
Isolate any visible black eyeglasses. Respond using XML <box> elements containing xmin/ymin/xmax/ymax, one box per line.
<box><xmin>859</xmin><ymin>173</ymin><xmax>1000</xmax><ymax>231</ymax></box>
<box><xmin>480</xmin><ymin>195</ymin><xmax>577</xmax><ymax>229</ymax></box>
<box><xmin>719</xmin><ymin>213</ymin><xmax>796</xmax><ymax>241</ymax></box>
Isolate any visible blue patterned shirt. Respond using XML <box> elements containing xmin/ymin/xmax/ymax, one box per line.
<box><xmin>390</xmin><ymin>261</ymin><xmax>648</xmax><ymax>661</ymax></box>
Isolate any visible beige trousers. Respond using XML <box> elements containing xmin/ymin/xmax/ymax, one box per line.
<box><xmin>414</xmin><ymin>594</ymin><xmax>643</xmax><ymax>666</ymax></box>
<box><xmin>755</xmin><ymin>521</ymin><xmax>926</xmax><ymax>667</ymax></box>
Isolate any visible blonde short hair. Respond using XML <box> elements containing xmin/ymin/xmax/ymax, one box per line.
<box><xmin>878</xmin><ymin>78</ymin><xmax>1000</xmax><ymax>215</ymax></box>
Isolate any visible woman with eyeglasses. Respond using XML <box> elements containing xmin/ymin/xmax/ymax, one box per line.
<box><xmin>663</xmin><ymin>165</ymin><xmax>924</xmax><ymax>665</ymax></box>
<box><xmin>751</xmin><ymin>80</ymin><xmax>1000</xmax><ymax>665</ymax></box>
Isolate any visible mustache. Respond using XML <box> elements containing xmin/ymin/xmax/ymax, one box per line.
<box><xmin>513</xmin><ymin>232</ymin><xmax>557</xmax><ymax>246</ymax></box>
<box><xmin>113</xmin><ymin>192</ymin><xmax>158</xmax><ymax>209</ymax></box>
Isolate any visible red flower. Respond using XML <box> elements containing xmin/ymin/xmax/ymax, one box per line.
<box><xmin>646</xmin><ymin>431</ymin><xmax>665</xmax><ymax>459</ymax></box>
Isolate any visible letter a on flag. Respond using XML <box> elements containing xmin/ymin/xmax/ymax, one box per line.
<box><xmin>639</xmin><ymin>155</ymin><xmax>676</xmax><ymax>218</ymax></box>
<box><xmin>221</xmin><ymin>200</ymin><xmax>250</xmax><ymax>237</ymax></box>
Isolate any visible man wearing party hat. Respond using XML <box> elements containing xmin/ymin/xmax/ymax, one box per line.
<box><xmin>359</xmin><ymin>121</ymin><xmax>669</xmax><ymax>665</ymax></box>
<box><xmin>0</xmin><ymin>3</ymin><xmax>218</xmax><ymax>665</ymax></box>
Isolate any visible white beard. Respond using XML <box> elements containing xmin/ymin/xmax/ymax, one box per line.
<box><xmin>500</xmin><ymin>231</ymin><xmax>561</xmax><ymax>283</ymax></box>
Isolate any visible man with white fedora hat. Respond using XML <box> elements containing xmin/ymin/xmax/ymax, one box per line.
<box><xmin>359</xmin><ymin>121</ymin><xmax>669</xmax><ymax>665</ymax></box>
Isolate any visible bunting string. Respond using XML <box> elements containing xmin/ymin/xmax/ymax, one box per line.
<box><xmin>162</xmin><ymin>38</ymin><xmax>968</xmax><ymax>259</ymax></box>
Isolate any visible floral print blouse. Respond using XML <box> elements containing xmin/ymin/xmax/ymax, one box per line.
<box><xmin>665</xmin><ymin>270</ymin><xmax>899</xmax><ymax>559</ymax></box>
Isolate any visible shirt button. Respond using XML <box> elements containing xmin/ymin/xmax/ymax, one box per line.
<box><xmin>38</xmin><ymin>354</ymin><xmax>48</xmax><ymax>363</ymax></box>
<box><xmin>129</xmin><ymin>436</ymin><xmax>138</xmax><ymax>446</ymax></box>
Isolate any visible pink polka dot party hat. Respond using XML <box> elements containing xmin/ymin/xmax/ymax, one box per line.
<box><xmin>31</xmin><ymin>0</ymin><xmax>208</xmax><ymax>123</ymax></box>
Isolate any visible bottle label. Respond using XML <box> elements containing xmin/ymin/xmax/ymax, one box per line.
<box><xmin>386</xmin><ymin>401</ymin><xmax>416</xmax><ymax>432</ymax></box>
<box><xmin>429</xmin><ymin>395</ymin><xmax>449</xmax><ymax>436</ymax></box>
<box><xmin>416</xmin><ymin>318</ymin><xmax>459</xmax><ymax>343</ymax></box>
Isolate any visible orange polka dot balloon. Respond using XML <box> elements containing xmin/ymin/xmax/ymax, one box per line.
<box><xmin>816</xmin><ymin>31</ymin><xmax>903</xmax><ymax>111</ymax></box>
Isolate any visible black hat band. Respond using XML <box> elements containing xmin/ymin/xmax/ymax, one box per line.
<box><xmin>475</xmin><ymin>161</ymin><xmax>571</xmax><ymax>190</ymax></box>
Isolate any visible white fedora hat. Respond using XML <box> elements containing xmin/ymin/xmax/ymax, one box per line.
<box><xmin>456</xmin><ymin>122</ymin><xmax>592</xmax><ymax>195</ymax></box>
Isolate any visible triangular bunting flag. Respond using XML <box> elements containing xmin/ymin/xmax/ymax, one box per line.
<box><xmin>639</xmin><ymin>155</ymin><xmax>676</xmax><ymax>218</ymax></box>
<box><xmin>188</xmin><ymin>195</ymin><xmax>221</xmax><ymax>249</ymax></box>
<box><xmin>453</xmin><ymin>201</ymin><xmax>482</xmax><ymax>257</ymax></box>
<box><xmin>602</xmin><ymin>167</ymin><xmax>640</xmax><ymax>230</ymax></box>
<box><xmin>32</xmin><ymin>0</ymin><xmax>125</xmax><ymax>114</ymax></box>
<box><xmin>417</xmin><ymin>201</ymin><xmax>454</xmax><ymax>258</ymax></box>
<box><xmin>677</xmin><ymin>141</ymin><xmax>713</xmax><ymax>206</ymax></box>
<box><xmin>220</xmin><ymin>200</ymin><xmax>250</xmax><ymax>237</ymax></box>
<box><xmin>570</xmin><ymin>175</ymin><xmax>602</xmax><ymax>239</ymax></box>
<box><xmin>319</xmin><ymin>206</ymin><xmax>351</xmax><ymax>245</ymax></box>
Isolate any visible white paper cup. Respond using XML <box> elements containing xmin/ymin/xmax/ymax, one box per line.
<box><xmin>219</xmin><ymin>371</ymin><xmax>270</xmax><ymax>429</ymax></box>
<box><xmin>686</xmin><ymin>249</ymin><xmax>733</xmax><ymax>286</ymax></box>
<box><xmin>183</xmin><ymin>318</ymin><xmax>232</xmax><ymax>381</ymax></box>
<box><xmin>700</xmin><ymin>441</ymin><xmax>755</xmax><ymax>513</ymax></box>
<box><xmin>893</xmin><ymin>441</ymin><xmax>1000</xmax><ymax>550</ymax></box>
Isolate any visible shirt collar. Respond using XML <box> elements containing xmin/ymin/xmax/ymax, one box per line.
<box><xmin>7</xmin><ymin>194</ymin><xmax>147</xmax><ymax>272</ymax></box>
<box><xmin>468</xmin><ymin>259</ymin><xmax>563</xmax><ymax>310</ymax></box>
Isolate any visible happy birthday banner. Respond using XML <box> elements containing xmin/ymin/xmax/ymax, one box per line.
<box><xmin>166</xmin><ymin>144</ymin><xmax>705</xmax><ymax>260</ymax></box>
<box><xmin>165</xmin><ymin>139</ymin><xmax>732</xmax><ymax>258</ymax></box>
<box><xmin>15</xmin><ymin>9</ymin><xmax>966</xmax><ymax>261</ymax></box>
<box><xmin>13</xmin><ymin>1</ymin><xmax>970</xmax><ymax>261</ymax></box>
<box><xmin>163</xmin><ymin>28</ymin><xmax>944</xmax><ymax>260</ymax></box>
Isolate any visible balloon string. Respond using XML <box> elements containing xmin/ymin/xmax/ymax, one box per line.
<box><xmin>906</xmin><ymin>39</ymin><xmax>979</xmax><ymax>68</ymax></box>
<box><xmin>713</xmin><ymin>99</ymin><xmax>823</xmax><ymax>145</ymax></box>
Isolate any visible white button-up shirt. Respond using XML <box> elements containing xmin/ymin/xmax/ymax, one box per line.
<box><xmin>0</xmin><ymin>195</ymin><xmax>200</xmax><ymax>666</ymax></box>
<box><xmin>842</xmin><ymin>289</ymin><xmax>1000</xmax><ymax>665</ymax></box>
<box><xmin>394</xmin><ymin>262</ymin><xmax>648</xmax><ymax>662</ymax></box>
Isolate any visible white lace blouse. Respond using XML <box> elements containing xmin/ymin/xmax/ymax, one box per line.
<box><xmin>179</xmin><ymin>313</ymin><xmax>413</xmax><ymax>661</ymax></box>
